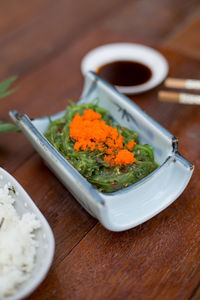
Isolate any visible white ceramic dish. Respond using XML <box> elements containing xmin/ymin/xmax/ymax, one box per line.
<box><xmin>0</xmin><ymin>167</ymin><xmax>55</xmax><ymax>300</ymax></box>
<box><xmin>10</xmin><ymin>71</ymin><xmax>193</xmax><ymax>232</ymax></box>
<box><xmin>81</xmin><ymin>43</ymin><xmax>169</xmax><ymax>94</ymax></box>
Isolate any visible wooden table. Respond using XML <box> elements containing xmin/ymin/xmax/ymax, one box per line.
<box><xmin>1</xmin><ymin>1</ymin><xmax>200</xmax><ymax>299</ymax></box>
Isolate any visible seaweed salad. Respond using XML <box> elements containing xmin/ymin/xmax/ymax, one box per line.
<box><xmin>45</xmin><ymin>102</ymin><xmax>158</xmax><ymax>193</ymax></box>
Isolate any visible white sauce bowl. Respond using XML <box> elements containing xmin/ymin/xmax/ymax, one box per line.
<box><xmin>81</xmin><ymin>43</ymin><xmax>169</xmax><ymax>94</ymax></box>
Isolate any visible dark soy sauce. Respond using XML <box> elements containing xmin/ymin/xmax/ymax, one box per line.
<box><xmin>97</xmin><ymin>60</ymin><xmax>152</xmax><ymax>86</ymax></box>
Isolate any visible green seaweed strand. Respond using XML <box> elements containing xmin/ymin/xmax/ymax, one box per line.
<box><xmin>45</xmin><ymin>103</ymin><xmax>158</xmax><ymax>193</ymax></box>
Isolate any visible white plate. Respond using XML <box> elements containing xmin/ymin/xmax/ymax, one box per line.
<box><xmin>0</xmin><ymin>167</ymin><xmax>55</xmax><ymax>300</ymax></box>
<box><xmin>81</xmin><ymin>43</ymin><xmax>169</xmax><ymax>94</ymax></box>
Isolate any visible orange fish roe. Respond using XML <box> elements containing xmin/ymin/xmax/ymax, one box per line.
<box><xmin>69</xmin><ymin>109</ymin><xmax>136</xmax><ymax>166</ymax></box>
<box><xmin>115</xmin><ymin>149</ymin><xmax>136</xmax><ymax>166</ymax></box>
<box><xmin>125</xmin><ymin>140</ymin><xmax>136</xmax><ymax>151</ymax></box>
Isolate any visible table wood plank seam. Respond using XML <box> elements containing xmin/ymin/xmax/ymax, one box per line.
<box><xmin>162</xmin><ymin>44</ymin><xmax>200</xmax><ymax>63</ymax></box>
<box><xmin>0</xmin><ymin>1</ymin><xmax>68</xmax><ymax>46</ymax></box>
<box><xmin>0</xmin><ymin>0</ymin><xmax>134</xmax><ymax>81</ymax></box>
<box><xmin>0</xmin><ymin>1</ymin><xmax>53</xmax><ymax>43</ymax></box>
<box><xmin>189</xmin><ymin>283</ymin><xmax>200</xmax><ymax>300</ymax></box>
<box><xmin>54</xmin><ymin>222</ymin><xmax>98</xmax><ymax>268</ymax></box>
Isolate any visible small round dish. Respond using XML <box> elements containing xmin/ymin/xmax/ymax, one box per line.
<box><xmin>81</xmin><ymin>43</ymin><xmax>169</xmax><ymax>94</ymax></box>
<box><xmin>0</xmin><ymin>167</ymin><xmax>55</xmax><ymax>300</ymax></box>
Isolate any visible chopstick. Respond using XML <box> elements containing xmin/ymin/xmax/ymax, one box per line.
<box><xmin>158</xmin><ymin>91</ymin><xmax>200</xmax><ymax>105</ymax></box>
<box><xmin>158</xmin><ymin>77</ymin><xmax>200</xmax><ymax>104</ymax></box>
<box><xmin>165</xmin><ymin>78</ymin><xmax>200</xmax><ymax>90</ymax></box>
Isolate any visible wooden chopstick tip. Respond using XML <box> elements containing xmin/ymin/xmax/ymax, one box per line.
<box><xmin>158</xmin><ymin>90</ymin><xmax>179</xmax><ymax>103</ymax></box>
<box><xmin>158</xmin><ymin>90</ymin><xmax>200</xmax><ymax>105</ymax></box>
<box><xmin>164</xmin><ymin>77</ymin><xmax>200</xmax><ymax>90</ymax></box>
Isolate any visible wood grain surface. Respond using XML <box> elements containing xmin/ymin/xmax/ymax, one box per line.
<box><xmin>1</xmin><ymin>1</ymin><xmax>200</xmax><ymax>299</ymax></box>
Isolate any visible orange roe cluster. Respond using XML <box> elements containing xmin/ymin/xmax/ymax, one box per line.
<box><xmin>69</xmin><ymin>109</ymin><xmax>136</xmax><ymax>166</ymax></box>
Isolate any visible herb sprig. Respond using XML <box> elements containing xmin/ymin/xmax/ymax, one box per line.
<box><xmin>0</xmin><ymin>76</ymin><xmax>19</xmax><ymax>133</ymax></box>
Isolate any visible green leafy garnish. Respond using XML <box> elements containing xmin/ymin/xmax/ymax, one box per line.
<box><xmin>0</xmin><ymin>122</ymin><xmax>19</xmax><ymax>133</ymax></box>
<box><xmin>0</xmin><ymin>76</ymin><xmax>17</xmax><ymax>99</ymax></box>
<box><xmin>0</xmin><ymin>76</ymin><xmax>19</xmax><ymax>133</ymax></box>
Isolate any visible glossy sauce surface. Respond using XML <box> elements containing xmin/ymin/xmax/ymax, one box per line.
<box><xmin>97</xmin><ymin>60</ymin><xmax>152</xmax><ymax>86</ymax></box>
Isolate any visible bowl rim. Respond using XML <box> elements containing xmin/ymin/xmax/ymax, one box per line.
<box><xmin>0</xmin><ymin>167</ymin><xmax>55</xmax><ymax>300</ymax></box>
<box><xmin>81</xmin><ymin>43</ymin><xmax>169</xmax><ymax>94</ymax></box>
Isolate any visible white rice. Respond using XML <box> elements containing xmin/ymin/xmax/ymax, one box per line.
<box><xmin>0</xmin><ymin>184</ymin><xmax>40</xmax><ymax>299</ymax></box>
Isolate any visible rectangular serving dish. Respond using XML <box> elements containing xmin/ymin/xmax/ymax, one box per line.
<box><xmin>10</xmin><ymin>71</ymin><xmax>193</xmax><ymax>231</ymax></box>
